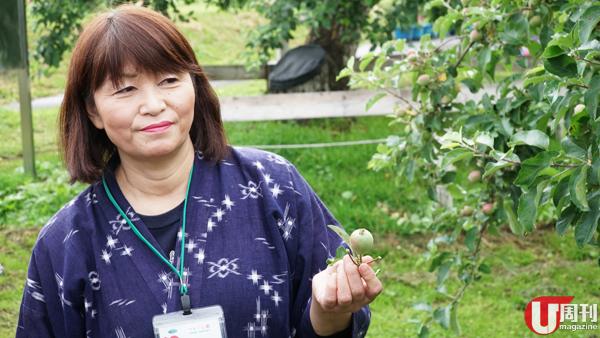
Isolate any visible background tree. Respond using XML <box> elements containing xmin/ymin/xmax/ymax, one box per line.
<box><xmin>209</xmin><ymin>0</ymin><xmax>431</xmax><ymax>90</ymax></box>
<box><xmin>30</xmin><ymin>0</ymin><xmax>194</xmax><ymax>71</ymax></box>
<box><xmin>32</xmin><ymin>0</ymin><xmax>431</xmax><ymax>91</ymax></box>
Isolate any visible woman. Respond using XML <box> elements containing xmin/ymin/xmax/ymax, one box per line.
<box><xmin>16</xmin><ymin>5</ymin><xmax>382</xmax><ymax>338</ymax></box>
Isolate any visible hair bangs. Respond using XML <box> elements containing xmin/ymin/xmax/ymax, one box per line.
<box><xmin>89</xmin><ymin>9</ymin><xmax>196</xmax><ymax>94</ymax></box>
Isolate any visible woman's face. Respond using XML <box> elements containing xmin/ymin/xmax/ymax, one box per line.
<box><xmin>90</xmin><ymin>65</ymin><xmax>196</xmax><ymax>160</ymax></box>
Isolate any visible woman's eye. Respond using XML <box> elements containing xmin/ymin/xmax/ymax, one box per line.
<box><xmin>115</xmin><ymin>86</ymin><xmax>135</xmax><ymax>94</ymax></box>
<box><xmin>161</xmin><ymin>77</ymin><xmax>179</xmax><ymax>85</ymax></box>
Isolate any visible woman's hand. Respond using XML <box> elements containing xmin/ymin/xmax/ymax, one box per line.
<box><xmin>309</xmin><ymin>254</ymin><xmax>383</xmax><ymax>335</ymax></box>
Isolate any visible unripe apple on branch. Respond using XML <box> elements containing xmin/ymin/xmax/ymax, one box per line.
<box><xmin>327</xmin><ymin>225</ymin><xmax>382</xmax><ymax>268</ymax></box>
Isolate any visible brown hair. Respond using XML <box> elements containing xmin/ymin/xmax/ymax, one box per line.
<box><xmin>59</xmin><ymin>4</ymin><xmax>229</xmax><ymax>184</ymax></box>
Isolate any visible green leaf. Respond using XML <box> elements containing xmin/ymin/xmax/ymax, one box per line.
<box><xmin>579</xmin><ymin>6</ymin><xmax>600</xmax><ymax>44</ymax></box>
<box><xmin>478</xmin><ymin>262</ymin><xmax>491</xmax><ymax>274</ymax></box>
<box><xmin>518</xmin><ymin>183</ymin><xmax>545</xmax><ymax>233</ymax></box>
<box><xmin>543</xmin><ymin>55</ymin><xmax>578</xmax><ymax>77</ymax></box>
<box><xmin>327</xmin><ymin>224</ymin><xmax>350</xmax><ymax>243</ymax></box>
<box><xmin>439</xmin><ymin>131</ymin><xmax>463</xmax><ymax>149</ymax></box>
<box><xmin>542</xmin><ymin>45</ymin><xmax>566</xmax><ymax>58</ymax></box>
<box><xmin>475</xmin><ymin>133</ymin><xmax>494</xmax><ymax>148</ymax></box>
<box><xmin>574</xmin><ymin>195</ymin><xmax>600</xmax><ymax>247</ymax></box>
<box><xmin>394</xmin><ymin>39</ymin><xmax>406</xmax><ymax>52</ymax></box>
<box><xmin>561</xmin><ymin>137</ymin><xmax>587</xmax><ymax>160</ymax></box>
<box><xmin>366</xmin><ymin>92</ymin><xmax>386</xmax><ymax>112</ymax></box>
<box><xmin>553</xmin><ymin>175</ymin><xmax>571</xmax><ymax>206</ymax></box>
<box><xmin>504</xmin><ymin>199</ymin><xmax>523</xmax><ymax>236</ymax></box>
<box><xmin>525</xmin><ymin>66</ymin><xmax>545</xmax><ymax>76</ymax></box>
<box><xmin>465</xmin><ymin>227</ymin><xmax>477</xmax><ymax>252</ymax></box>
<box><xmin>336</xmin><ymin>68</ymin><xmax>352</xmax><ymax>80</ymax></box>
<box><xmin>437</xmin><ymin>261</ymin><xmax>452</xmax><ymax>287</ymax></box>
<box><xmin>592</xmin><ymin>157</ymin><xmax>600</xmax><ymax>186</ymax></box>
<box><xmin>425</xmin><ymin>0</ymin><xmax>445</xmax><ymax>10</ymax></box>
<box><xmin>441</xmin><ymin>149</ymin><xmax>473</xmax><ymax>169</ymax></box>
<box><xmin>433</xmin><ymin>306</ymin><xmax>451</xmax><ymax>329</ymax></box>
<box><xmin>523</xmin><ymin>74</ymin><xmax>558</xmax><ymax>87</ymax></box>
<box><xmin>418</xmin><ymin>324</ymin><xmax>429</xmax><ymax>338</ymax></box>
<box><xmin>450</xmin><ymin>304</ymin><xmax>461</xmax><ymax>335</ymax></box>
<box><xmin>556</xmin><ymin>205</ymin><xmax>577</xmax><ymax>235</ymax></box>
<box><xmin>499</xmin><ymin>13</ymin><xmax>529</xmax><ymax>45</ymax></box>
<box><xmin>569</xmin><ymin>166</ymin><xmax>590</xmax><ymax>211</ymax></box>
<box><xmin>346</xmin><ymin>56</ymin><xmax>355</xmax><ymax>70</ymax></box>
<box><xmin>359</xmin><ymin>53</ymin><xmax>375</xmax><ymax>72</ymax></box>
<box><xmin>483</xmin><ymin>161</ymin><xmax>511</xmax><ymax>179</ymax></box>
<box><xmin>429</xmin><ymin>252</ymin><xmax>450</xmax><ymax>272</ymax></box>
<box><xmin>577</xmin><ymin>39</ymin><xmax>600</xmax><ymax>52</ymax></box>
<box><xmin>515</xmin><ymin>151</ymin><xmax>557</xmax><ymax>187</ymax></box>
<box><xmin>584</xmin><ymin>75</ymin><xmax>600</xmax><ymax>120</ymax></box>
<box><xmin>509</xmin><ymin>130</ymin><xmax>550</xmax><ymax>149</ymax></box>
<box><xmin>477</xmin><ymin>48</ymin><xmax>492</xmax><ymax>74</ymax></box>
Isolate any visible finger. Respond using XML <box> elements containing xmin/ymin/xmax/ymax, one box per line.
<box><xmin>320</xmin><ymin>266</ymin><xmax>338</xmax><ymax>311</ymax></box>
<box><xmin>361</xmin><ymin>255</ymin><xmax>374</xmax><ymax>264</ymax></box>
<box><xmin>359</xmin><ymin>262</ymin><xmax>383</xmax><ymax>301</ymax></box>
<box><xmin>337</xmin><ymin>258</ymin><xmax>352</xmax><ymax>307</ymax></box>
<box><xmin>344</xmin><ymin>255</ymin><xmax>365</xmax><ymax>302</ymax></box>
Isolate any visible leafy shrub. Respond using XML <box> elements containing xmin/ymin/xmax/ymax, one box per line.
<box><xmin>0</xmin><ymin>161</ymin><xmax>84</xmax><ymax>229</ymax></box>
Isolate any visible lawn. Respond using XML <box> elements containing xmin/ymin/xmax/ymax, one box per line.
<box><xmin>1</xmin><ymin>107</ymin><xmax>599</xmax><ymax>337</ymax></box>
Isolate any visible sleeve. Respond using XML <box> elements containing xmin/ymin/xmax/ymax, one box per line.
<box><xmin>16</xmin><ymin>235</ymin><xmax>86</xmax><ymax>338</ymax></box>
<box><xmin>287</xmin><ymin>164</ymin><xmax>371</xmax><ymax>338</ymax></box>
<box><xmin>16</xmin><ymin>248</ymin><xmax>54</xmax><ymax>338</ymax></box>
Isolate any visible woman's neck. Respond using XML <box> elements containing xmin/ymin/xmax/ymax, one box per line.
<box><xmin>115</xmin><ymin>140</ymin><xmax>195</xmax><ymax>215</ymax></box>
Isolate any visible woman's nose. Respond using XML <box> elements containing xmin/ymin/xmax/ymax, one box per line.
<box><xmin>139</xmin><ymin>89</ymin><xmax>166</xmax><ymax>116</ymax></box>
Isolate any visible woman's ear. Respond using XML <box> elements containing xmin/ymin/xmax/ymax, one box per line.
<box><xmin>86</xmin><ymin>101</ymin><xmax>104</xmax><ymax>130</ymax></box>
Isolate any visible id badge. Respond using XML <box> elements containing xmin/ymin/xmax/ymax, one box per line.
<box><xmin>152</xmin><ymin>304</ymin><xmax>227</xmax><ymax>338</ymax></box>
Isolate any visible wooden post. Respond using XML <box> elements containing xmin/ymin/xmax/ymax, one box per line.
<box><xmin>17</xmin><ymin>0</ymin><xmax>36</xmax><ymax>177</ymax></box>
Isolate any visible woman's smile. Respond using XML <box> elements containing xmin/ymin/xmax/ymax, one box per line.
<box><xmin>141</xmin><ymin>121</ymin><xmax>173</xmax><ymax>133</ymax></box>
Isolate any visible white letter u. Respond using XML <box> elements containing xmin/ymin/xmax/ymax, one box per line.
<box><xmin>532</xmin><ymin>301</ymin><xmax>559</xmax><ymax>334</ymax></box>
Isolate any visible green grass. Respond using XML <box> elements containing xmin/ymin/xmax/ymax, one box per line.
<box><xmin>367</xmin><ymin>229</ymin><xmax>600</xmax><ymax>337</ymax></box>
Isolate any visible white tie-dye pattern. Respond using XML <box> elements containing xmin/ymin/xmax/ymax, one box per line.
<box><xmin>245</xmin><ymin>297</ymin><xmax>270</xmax><ymax>338</ymax></box>
<box><xmin>27</xmin><ymin>278</ymin><xmax>45</xmax><ymax>303</ymax></box>
<box><xmin>254</xmin><ymin>237</ymin><xmax>275</xmax><ymax>250</ymax></box>
<box><xmin>88</xmin><ymin>271</ymin><xmax>101</xmax><ymax>291</ymax></box>
<box><xmin>276</xmin><ymin>203</ymin><xmax>296</xmax><ymax>241</ymax></box>
<box><xmin>207</xmin><ymin>258</ymin><xmax>241</xmax><ymax>278</ymax></box>
<box><xmin>109</xmin><ymin>298</ymin><xmax>136</xmax><ymax>307</ymax></box>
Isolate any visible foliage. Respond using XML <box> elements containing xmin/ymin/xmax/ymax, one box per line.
<box><xmin>207</xmin><ymin>0</ymin><xmax>426</xmax><ymax>69</ymax></box>
<box><xmin>30</xmin><ymin>0</ymin><xmax>428</xmax><ymax>82</ymax></box>
<box><xmin>341</xmin><ymin>0</ymin><xmax>600</xmax><ymax>335</ymax></box>
<box><xmin>0</xmin><ymin>161</ymin><xmax>85</xmax><ymax>229</ymax></box>
<box><xmin>29</xmin><ymin>0</ymin><xmax>195</xmax><ymax>69</ymax></box>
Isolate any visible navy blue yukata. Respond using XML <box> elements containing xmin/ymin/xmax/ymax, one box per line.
<box><xmin>16</xmin><ymin>147</ymin><xmax>371</xmax><ymax>338</ymax></box>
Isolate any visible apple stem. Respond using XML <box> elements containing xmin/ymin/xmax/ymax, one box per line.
<box><xmin>366</xmin><ymin>256</ymin><xmax>383</xmax><ymax>264</ymax></box>
<box><xmin>345</xmin><ymin>250</ymin><xmax>359</xmax><ymax>266</ymax></box>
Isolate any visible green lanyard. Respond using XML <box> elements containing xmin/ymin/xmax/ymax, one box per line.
<box><xmin>101</xmin><ymin>163</ymin><xmax>194</xmax><ymax>314</ymax></box>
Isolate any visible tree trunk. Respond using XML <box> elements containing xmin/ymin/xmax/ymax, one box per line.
<box><xmin>305</xmin><ymin>26</ymin><xmax>357</xmax><ymax>91</ymax></box>
<box><xmin>272</xmin><ymin>24</ymin><xmax>358</xmax><ymax>93</ymax></box>
<box><xmin>307</xmin><ymin>24</ymin><xmax>358</xmax><ymax>90</ymax></box>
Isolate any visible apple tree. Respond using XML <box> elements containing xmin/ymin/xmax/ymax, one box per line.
<box><xmin>340</xmin><ymin>0</ymin><xmax>600</xmax><ymax>335</ymax></box>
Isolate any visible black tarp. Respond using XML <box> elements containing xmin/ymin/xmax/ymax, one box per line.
<box><xmin>268</xmin><ymin>44</ymin><xmax>326</xmax><ymax>91</ymax></box>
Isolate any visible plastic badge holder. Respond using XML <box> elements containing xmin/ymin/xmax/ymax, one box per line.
<box><xmin>152</xmin><ymin>304</ymin><xmax>227</xmax><ymax>338</ymax></box>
